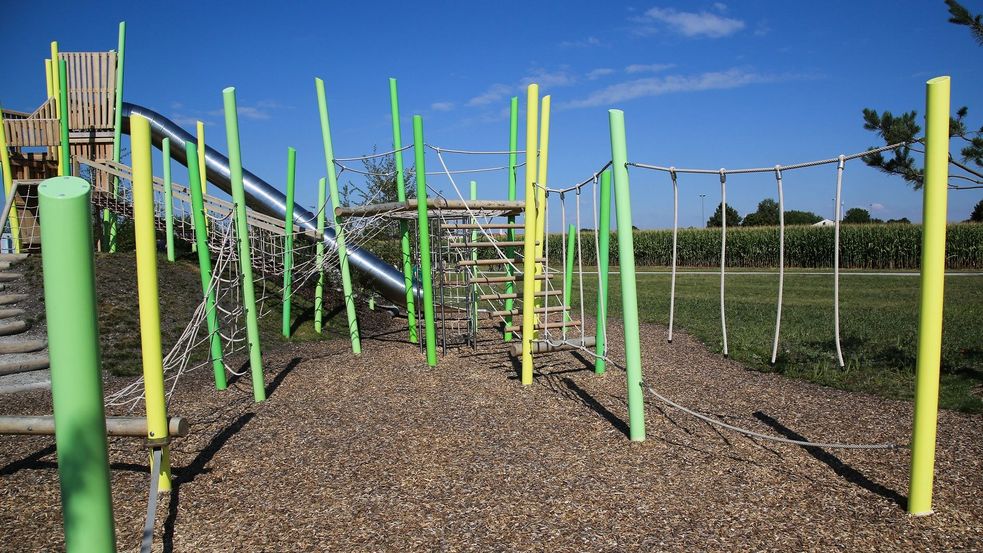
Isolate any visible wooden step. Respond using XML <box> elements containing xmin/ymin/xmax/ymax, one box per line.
<box><xmin>510</xmin><ymin>336</ymin><xmax>596</xmax><ymax>357</ymax></box>
<box><xmin>470</xmin><ymin>274</ymin><xmax>547</xmax><ymax>284</ymax></box>
<box><xmin>0</xmin><ymin>355</ymin><xmax>49</xmax><ymax>376</ymax></box>
<box><xmin>442</xmin><ymin>223</ymin><xmax>525</xmax><ymax>230</ymax></box>
<box><xmin>456</xmin><ymin>257</ymin><xmax>544</xmax><ymax>267</ymax></box>
<box><xmin>0</xmin><ymin>294</ymin><xmax>28</xmax><ymax>306</ymax></box>
<box><xmin>0</xmin><ymin>273</ymin><xmax>24</xmax><ymax>283</ymax></box>
<box><xmin>479</xmin><ymin>289</ymin><xmax>561</xmax><ymax>301</ymax></box>
<box><xmin>447</xmin><ymin>240</ymin><xmax>531</xmax><ymax>248</ymax></box>
<box><xmin>505</xmin><ymin>320</ymin><xmax>581</xmax><ymax>333</ymax></box>
<box><xmin>0</xmin><ymin>254</ymin><xmax>29</xmax><ymax>263</ymax></box>
<box><xmin>490</xmin><ymin>305</ymin><xmax>572</xmax><ymax>317</ymax></box>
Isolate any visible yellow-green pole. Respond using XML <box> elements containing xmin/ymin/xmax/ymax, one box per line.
<box><xmin>0</xmin><ymin>106</ymin><xmax>21</xmax><ymax>253</ymax></box>
<box><xmin>193</xmin><ymin>121</ymin><xmax>207</xmax><ymax>253</ymax></box>
<box><xmin>533</xmin><ymin>96</ymin><xmax>551</xmax><ymax>307</ymax></box>
<box><xmin>314</xmin><ymin>177</ymin><xmax>327</xmax><ymax>334</ymax></box>
<box><xmin>908</xmin><ymin>76</ymin><xmax>951</xmax><ymax>516</ymax></box>
<box><xmin>504</xmin><ymin>96</ymin><xmax>519</xmax><ymax>342</ymax></box>
<box><xmin>58</xmin><ymin>59</ymin><xmax>70</xmax><ymax>177</ymax></box>
<box><xmin>44</xmin><ymin>59</ymin><xmax>54</xmax><ymax>98</ymax></box>
<box><xmin>130</xmin><ymin>115</ymin><xmax>172</xmax><ymax>491</ymax></box>
<box><xmin>520</xmin><ymin>84</ymin><xmax>539</xmax><ymax>385</ymax></box>
<box><xmin>282</xmin><ymin>147</ymin><xmax>296</xmax><ymax>338</ymax></box>
<box><xmin>107</xmin><ymin>21</ymin><xmax>125</xmax><ymax>253</ymax></box>
<box><xmin>412</xmin><ymin>115</ymin><xmax>437</xmax><ymax>366</ymax></box>
<box><xmin>50</xmin><ymin>42</ymin><xmax>60</xmax><ymax>119</ymax></box>
<box><xmin>389</xmin><ymin>78</ymin><xmax>418</xmax><ymax>343</ymax></box>
<box><xmin>162</xmin><ymin>137</ymin><xmax>175</xmax><ymax>262</ymax></box>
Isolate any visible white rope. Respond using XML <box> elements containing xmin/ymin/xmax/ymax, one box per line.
<box><xmin>719</xmin><ymin>169</ymin><xmax>729</xmax><ymax>357</ymax></box>
<box><xmin>833</xmin><ymin>156</ymin><xmax>846</xmax><ymax>368</ymax></box>
<box><xmin>575</xmin><ymin>188</ymin><xmax>586</xmax><ymax>341</ymax></box>
<box><xmin>771</xmin><ymin>166</ymin><xmax>785</xmax><ymax>365</ymax></box>
<box><xmin>668</xmin><ymin>168</ymin><xmax>679</xmax><ymax>343</ymax></box>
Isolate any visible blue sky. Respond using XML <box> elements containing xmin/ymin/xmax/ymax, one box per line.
<box><xmin>3</xmin><ymin>0</ymin><xmax>982</xmax><ymax>228</ymax></box>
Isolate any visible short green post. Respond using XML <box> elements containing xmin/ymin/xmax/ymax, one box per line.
<box><xmin>185</xmin><ymin>142</ymin><xmax>226</xmax><ymax>390</ymax></box>
<box><xmin>58</xmin><ymin>59</ymin><xmax>70</xmax><ymax>176</ymax></box>
<box><xmin>389</xmin><ymin>78</ymin><xmax>418</xmax><ymax>343</ymax></box>
<box><xmin>470</xmin><ymin>180</ymin><xmax>479</xmax><ymax>334</ymax></box>
<box><xmin>282</xmin><ymin>147</ymin><xmax>296</xmax><ymax>338</ymax></box>
<box><xmin>608</xmin><ymin>109</ymin><xmax>645</xmax><ymax>441</ymax></box>
<box><xmin>504</xmin><ymin>96</ymin><xmax>519</xmax><ymax>342</ymax></box>
<box><xmin>562</xmin><ymin>222</ymin><xmax>576</xmax><ymax>332</ymax></box>
<box><xmin>315</xmin><ymin>78</ymin><xmax>361</xmax><ymax>354</ymax></box>
<box><xmin>162</xmin><ymin>137</ymin><xmax>175</xmax><ymax>262</ymax></box>
<box><xmin>908</xmin><ymin>76</ymin><xmax>951</xmax><ymax>516</ymax></box>
<box><xmin>413</xmin><ymin>115</ymin><xmax>437</xmax><ymax>366</ymax></box>
<box><xmin>222</xmin><ymin>87</ymin><xmax>265</xmax><ymax>402</ymax></box>
<box><xmin>314</xmin><ymin>176</ymin><xmax>327</xmax><ymax>334</ymax></box>
<box><xmin>107</xmin><ymin>21</ymin><xmax>126</xmax><ymax>252</ymax></box>
<box><xmin>39</xmin><ymin>176</ymin><xmax>118</xmax><ymax>553</ymax></box>
<box><xmin>594</xmin><ymin>170</ymin><xmax>612</xmax><ymax>374</ymax></box>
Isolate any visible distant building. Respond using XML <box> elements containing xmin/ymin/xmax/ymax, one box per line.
<box><xmin>812</xmin><ymin>219</ymin><xmax>835</xmax><ymax>227</ymax></box>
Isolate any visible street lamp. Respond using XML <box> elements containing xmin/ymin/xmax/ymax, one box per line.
<box><xmin>699</xmin><ymin>194</ymin><xmax>707</xmax><ymax>227</ymax></box>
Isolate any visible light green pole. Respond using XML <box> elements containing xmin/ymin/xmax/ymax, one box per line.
<box><xmin>315</xmin><ymin>78</ymin><xmax>361</xmax><ymax>354</ymax></box>
<box><xmin>39</xmin><ymin>176</ymin><xmax>117</xmax><ymax>553</ymax></box>
<box><xmin>504</xmin><ymin>96</ymin><xmax>519</xmax><ymax>342</ymax></box>
<box><xmin>58</xmin><ymin>60</ymin><xmax>70</xmax><ymax>176</ymax></box>
<box><xmin>608</xmin><ymin>110</ymin><xmax>645</xmax><ymax>442</ymax></box>
<box><xmin>470</xmin><ymin>180</ymin><xmax>478</xmax><ymax>335</ymax></box>
<box><xmin>908</xmin><ymin>76</ymin><xmax>951</xmax><ymax>516</ymax></box>
<box><xmin>390</xmin><ymin>78</ymin><xmax>418</xmax><ymax>343</ymax></box>
<box><xmin>282</xmin><ymin>147</ymin><xmax>296</xmax><ymax>338</ymax></box>
<box><xmin>162</xmin><ymin>137</ymin><xmax>175</xmax><ymax>262</ymax></box>
<box><xmin>562</xmin><ymin>222</ymin><xmax>576</xmax><ymax>331</ymax></box>
<box><xmin>222</xmin><ymin>87</ymin><xmax>265</xmax><ymax>402</ymax></box>
<box><xmin>413</xmin><ymin>115</ymin><xmax>437</xmax><ymax>366</ymax></box>
<box><xmin>594</xmin><ymin>170</ymin><xmax>612</xmax><ymax>374</ymax></box>
<box><xmin>107</xmin><ymin>21</ymin><xmax>126</xmax><ymax>252</ymax></box>
<box><xmin>314</xmin><ymin>176</ymin><xmax>327</xmax><ymax>334</ymax></box>
<box><xmin>185</xmin><ymin>142</ymin><xmax>226</xmax><ymax>390</ymax></box>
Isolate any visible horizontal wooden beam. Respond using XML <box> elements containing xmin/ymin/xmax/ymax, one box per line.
<box><xmin>509</xmin><ymin>336</ymin><xmax>596</xmax><ymax>357</ymax></box>
<box><xmin>0</xmin><ymin>416</ymin><xmax>190</xmax><ymax>437</ymax></box>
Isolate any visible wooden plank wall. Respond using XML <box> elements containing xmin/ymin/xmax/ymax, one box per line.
<box><xmin>59</xmin><ymin>51</ymin><xmax>117</xmax><ymax>131</ymax></box>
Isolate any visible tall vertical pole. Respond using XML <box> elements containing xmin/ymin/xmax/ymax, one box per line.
<box><xmin>193</xmin><ymin>121</ymin><xmax>207</xmax><ymax>253</ymax></box>
<box><xmin>504</xmin><ymin>96</ymin><xmax>519</xmax><ymax>342</ymax></box>
<box><xmin>533</xmin><ymin>96</ymin><xmax>551</xmax><ymax>307</ymax></box>
<box><xmin>107</xmin><ymin>21</ymin><xmax>125</xmax><ymax>252</ymax></box>
<box><xmin>130</xmin><ymin>115</ymin><xmax>173</xmax><ymax>489</ymax></box>
<box><xmin>315</xmin><ymin>78</ymin><xmax>362</xmax><ymax>354</ymax></box>
<box><xmin>594</xmin><ymin>170</ymin><xmax>612</xmax><ymax>374</ymax></box>
<box><xmin>908</xmin><ymin>76</ymin><xmax>951</xmax><ymax>516</ymax></box>
<box><xmin>282</xmin><ymin>147</ymin><xmax>296</xmax><ymax>338</ymax></box>
<box><xmin>562</xmin><ymin>222</ymin><xmax>576</xmax><ymax>330</ymax></box>
<box><xmin>470</xmin><ymin>180</ymin><xmax>478</xmax><ymax>336</ymax></box>
<box><xmin>162</xmin><ymin>137</ymin><xmax>175</xmax><ymax>262</ymax></box>
<box><xmin>50</xmin><ymin>42</ymin><xmax>60</xmax><ymax>119</ymax></box>
<box><xmin>45</xmin><ymin>59</ymin><xmax>54</xmax><ymax>98</ymax></box>
<box><xmin>39</xmin><ymin>175</ymin><xmax>117</xmax><ymax>553</ymax></box>
<box><xmin>185</xmin><ymin>142</ymin><xmax>226</xmax><ymax>390</ymax></box>
<box><xmin>608</xmin><ymin>109</ymin><xmax>646</xmax><ymax>441</ymax></box>
<box><xmin>58</xmin><ymin>59</ymin><xmax>70</xmax><ymax>177</ymax></box>
<box><xmin>413</xmin><ymin>115</ymin><xmax>437</xmax><ymax>366</ymax></box>
<box><xmin>389</xmin><ymin>78</ymin><xmax>418</xmax><ymax>343</ymax></box>
<box><xmin>222</xmin><ymin>87</ymin><xmax>266</xmax><ymax>402</ymax></box>
<box><xmin>0</xmin><ymin>107</ymin><xmax>21</xmax><ymax>254</ymax></box>
<box><xmin>520</xmin><ymin>84</ymin><xmax>539</xmax><ymax>385</ymax></box>
<box><xmin>314</xmin><ymin>177</ymin><xmax>327</xmax><ymax>334</ymax></box>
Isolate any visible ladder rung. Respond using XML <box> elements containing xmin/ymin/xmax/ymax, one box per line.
<box><xmin>447</xmin><ymin>240</ymin><xmax>531</xmax><ymax>248</ymax></box>
<box><xmin>490</xmin><ymin>305</ymin><xmax>572</xmax><ymax>317</ymax></box>
<box><xmin>470</xmin><ymin>274</ymin><xmax>546</xmax><ymax>284</ymax></box>
<box><xmin>456</xmin><ymin>257</ymin><xmax>544</xmax><ymax>267</ymax></box>
<box><xmin>442</xmin><ymin>223</ymin><xmax>525</xmax><ymax>230</ymax></box>
<box><xmin>479</xmin><ymin>290</ymin><xmax>561</xmax><ymax>301</ymax></box>
<box><xmin>505</xmin><ymin>320</ymin><xmax>582</xmax><ymax>333</ymax></box>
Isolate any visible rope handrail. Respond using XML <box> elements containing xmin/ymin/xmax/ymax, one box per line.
<box><xmin>333</xmin><ymin>143</ymin><xmax>414</xmax><ymax>162</ymax></box>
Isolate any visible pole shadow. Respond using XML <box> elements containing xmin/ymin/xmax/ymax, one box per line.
<box><xmin>562</xmin><ymin>377</ymin><xmax>629</xmax><ymax>438</ymax></box>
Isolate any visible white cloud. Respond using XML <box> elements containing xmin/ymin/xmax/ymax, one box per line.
<box><xmin>587</xmin><ymin>68</ymin><xmax>616</xmax><ymax>80</ymax></box>
<box><xmin>561</xmin><ymin>68</ymin><xmax>788</xmax><ymax>109</ymax></box>
<box><xmin>870</xmin><ymin>203</ymin><xmax>886</xmax><ymax>212</ymax></box>
<box><xmin>431</xmin><ymin>102</ymin><xmax>455</xmax><ymax>112</ymax></box>
<box><xmin>466</xmin><ymin>83</ymin><xmax>513</xmax><ymax>107</ymax></box>
<box><xmin>467</xmin><ymin>69</ymin><xmax>577</xmax><ymax>107</ymax></box>
<box><xmin>624</xmin><ymin>63</ymin><xmax>675</xmax><ymax>74</ymax></box>
<box><xmin>559</xmin><ymin>36</ymin><xmax>602</xmax><ymax>48</ymax></box>
<box><xmin>634</xmin><ymin>7</ymin><xmax>745</xmax><ymax>38</ymax></box>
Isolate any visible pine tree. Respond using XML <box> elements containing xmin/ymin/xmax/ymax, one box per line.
<box><xmin>706</xmin><ymin>203</ymin><xmax>742</xmax><ymax>227</ymax></box>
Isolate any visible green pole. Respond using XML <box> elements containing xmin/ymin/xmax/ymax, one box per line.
<box><xmin>315</xmin><ymin>78</ymin><xmax>361</xmax><ymax>354</ymax></box>
<box><xmin>162</xmin><ymin>137</ymin><xmax>175</xmax><ymax>262</ymax></box>
<box><xmin>222</xmin><ymin>87</ymin><xmax>265</xmax><ymax>402</ymax></box>
<box><xmin>608</xmin><ymin>109</ymin><xmax>645</xmax><ymax>442</ymax></box>
<box><xmin>470</xmin><ymin>180</ymin><xmax>478</xmax><ymax>335</ymax></box>
<box><xmin>594</xmin><ymin>170</ymin><xmax>612</xmax><ymax>374</ymax></box>
<box><xmin>413</xmin><ymin>115</ymin><xmax>437</xmax><ymax>366</ymax></box>
<box><xmin>107</xmin><ymin>21</ymin><xmax>125</xmax><ymax>252</ymax></box>
<box><xmin>185</xmin><ymin>142</ymin><xmax>226</xmax><ymax>390</ymax></box>
<box><xmin>39</xmin><ymin>176</ymin><xmax>117</xmax><ymax>553</ymax></box>
<box><xmin>389</xmin><ymin>78</ymin><xmax>418</xmax><ymax>343</ymax></box>
<box><xmin>58</xmin><ymin>59</ymin><xmax>70</xmax><ymax>176</ymax></box>
<box><xmin>282</xmin><ymin>147</ymin><xmax>296</xmax><ymax>338</ymax></box>
<box><xmin>504</xmin><ymin>96</ymin><xmax>519</xmax><ymax>342</ymax></box>
<box><xmin>314</xmin><ymin>176</ymin><xmax>326</xmax><ymax>334</ymax></box>
<box><xmin>562</xmin><ymin>222</ymin><xmax>576</xmax><ymax>331</ymax></box>
<box><xmin>908</xmin><ymin>76</ymin><xmax>951</xmax><ymax>516</ymax></box>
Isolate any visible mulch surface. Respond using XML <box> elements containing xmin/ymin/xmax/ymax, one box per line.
<box><xmin>1</xmin><ymin>315</ymin><xmax>981</xmax><ymax>552</ymax></box>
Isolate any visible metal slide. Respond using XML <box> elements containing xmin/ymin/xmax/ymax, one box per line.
<box><xmin>121</xmin><ymin>102</ymin><xmax>413</xmax><ymax>305</ymax></box>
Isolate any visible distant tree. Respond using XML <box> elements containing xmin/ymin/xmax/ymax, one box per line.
<box><xmin>742</xmin><ymin>198</ymin><xmax>780</xmax><ymax>226</ymax></box>
<box><xmin>843</xmin><ymin>207</ymin><xmax>873</xmax><ymax>224</ymax></box>
<box><xmin>886</xmin><ymin>217</ymin><xmax>912</xmax><ymax>224</ymax></box>
<box><xmin>970</xmin><ymin>199</ymin><xmax>983</xmax><ymax>222</ymax></box>
<box><xmin>783</xmin><ymin>210</ymin><xmax>823</xmax><ymax>225</ymax></box>
<box><xmin>707</xmin><ymin>203</ymin><xmax>742</xmax><ymax>227</ymax></box>
<box><xmin>352</xmin><ymin>148</ymin><xmax>416</xmax><ymax>204</ymax></box>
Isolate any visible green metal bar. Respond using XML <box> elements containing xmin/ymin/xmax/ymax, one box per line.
<box><xmin>162</xmin><ymin>137</ymin><xmax>175</xmax><ymax>262</ymax></box>
<box><xmin>608</xmin><ymin>109</ymin><xmax>645</xmax><ymax>442</ymax></box>
<box><xmin>185</xmin><ymin>142</ymin><xmax>226</xmax><ymax>390</ymax></box>
<box><xmin>222</xmin><ymin>87</ymin><xmax>265</xmax><ymax>402</ymax></box>
<box><xmin>413</xmin><ymin>115</ymin><xmax>437</xmax><ymax>366</ymax></box>
<box><xmin>58</xmin><ymin>59</ymin><xmax>70</xmax><ymax>176</ymax></box>
<box><xmin>389</xmin><ymin>78</ymin><xmax>418</xmax><ymax>343</ymax></box>
<box><xmin>562</xmin><ymin>223</ymin><xmax>576</xmax><ymax>332</ymax></box>
<box><xmin>39</xmin><ymin>176</ymin><xmax>118</xmax><ymax>553</ymax></box>
<box><xmin>107</xmin><ymin>21</ymin><xmax>125</xmax><ymax>252</ymax></box>
<box><xmin>0</xmin><ymin>105</ymin><xmax>21</xmax><ymax>253</ymax></box>
<box><xmin>594</xmin><ymin>170</ymin><xmax>612</xmax><ymax>374</ymax></box>
<box><xmin>504</xmin><ymin>96</ymin><xmax>518</xmax><ymax>342</ymax></box>
<box><xmin>470</xmin><ymin>180</ymin><xmax>478</xmax><ymax>335</ymax></box>
<box><xmin>282</xmin><ymin>147</ymin><xmax>296</xmax><ymax>338</ymax></box>
<box><xmin>315</xmin><ymin>78</ymin><xmax>361</xmax><ymax>354</ymax></box>
<box><xmin>314</xmin><ymin>176</ymin><xmax>326</xmax><ymax>334</ymax></box>
<box><xmin>908</xmin><ymin>76</ymin><xmax>951</xmax><ymax>516</ymax></box>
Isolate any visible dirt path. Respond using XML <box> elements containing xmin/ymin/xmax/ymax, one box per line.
<box><xmin>1</xmin><ymin>319</ymin><xmax>980</xmax><ymax>551</ymax></box>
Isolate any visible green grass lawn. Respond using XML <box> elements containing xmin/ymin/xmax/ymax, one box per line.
<box><xmin>572</xmin><ymin>268</ymin><xmax>983</xmax><ymax>413</ymax></box>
